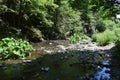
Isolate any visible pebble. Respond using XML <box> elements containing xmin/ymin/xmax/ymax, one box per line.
<box><xmin>23</xmin><ymin>60</ymin><xmax>32</xmax><ymax>63</ymax></box>
<box><xmin>41</xmin><ymin>67</ymin><xmax>50</xmax><ymax>72</ymax></box>
<box><xmin>49</xmin><ymin>43</ymin><xmax>52</xmax><ymax>45</ymax></box>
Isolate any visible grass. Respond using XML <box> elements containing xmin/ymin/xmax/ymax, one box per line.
<box><xmin>92</xmin><ymin>29</ymin><xmax>117</xmax><ymax>46</ymax></box>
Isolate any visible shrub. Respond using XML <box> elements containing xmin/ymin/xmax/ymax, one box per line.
<box><xmin>95</xmin><ymin>19</ymin><xmax>118</xmax><ymax>32</ymax></box>
<box><xmin>102</xmin><ymin>19</ymin><xmax>117</xmax><ymax>30</ymax></box>
<box><xmin>92</xmin><ymin>30</ymin><xmax>117</xmax><ymax>46</ymax></box>
<box><xmin>70</xmin><ymin>33</ymin><xmax>89</xmax><ymax>43</ymax></box>
<box><xmin>95</xmin><ymin>20</ymin><xmax>106</xmax><ymax>32</ymax></box>
<box><xmin>0</xmin><ymin>37</ymin><xmax>33</xmax><ymax>59</ymax></box>
<box><xmin>114</xmin><ymin>28</ymin><xmax>120</xmax><ymax>38</ymax></box>
<box><xmin>73</xmin><ymin>26</ymin><xmax>83</xmax><ymax>34</ymax></box>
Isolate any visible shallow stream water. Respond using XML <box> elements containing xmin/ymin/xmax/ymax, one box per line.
<box><xmin>0</xmin><ymin>40</ymin><xmax>113</xmax><ymax>80</ymax></box>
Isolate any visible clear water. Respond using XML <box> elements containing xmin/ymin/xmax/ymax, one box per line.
<box><xmin>0</xmin><ymin>41</ymin><xmax>111</xmax><ymax>80</ymax></box>
<box><xmin>93</xmin><ymin>60</ymin><xmax>111</xmax><ymax>80</ymax></box>
<box><xmin>0</xmin><ymin>53</ymin><xmax>111</xmax><ymax>80</ymax></box>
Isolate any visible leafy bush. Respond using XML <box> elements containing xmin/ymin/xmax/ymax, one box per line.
<box><xmin>70</xmin><ymin>33</ymin><xmax>81</xmax><ymax>43</ymax></box>
<box><xmin>70</xmin><ymin>33</ymin><xmax>89</xmax><ymax>43</ymax></box>
<box><xmin>73</xmin><ymin>26</ymin><xmax>83</xmax><ymax>34</ymax></box>
<box><xmin>92</xmin><ymin>30</ymin><xmax>117</xmax><ymax>46</ymax></box>
<box><xmin>102</xmin><ymin>19</ymin><xmax>117</xmax><ymax>30</ymax></box>
<box><xmin>114</xmin><ymin>28</ymin><xmax>120</xmax><ymax>38</ymax></box>
<box><xmin>95</xmin><ymin>19</ymin><xmax>117</xmax><ymax>32</ymax></box>
<box><xmin>95</xmin><ymin>19</ymin><xmax>106</xmax><ymax>32</ymax></box>
<box><xmin>0</xmin><ymin>37</ymin><xmax>33</xmax><ymax>59</ymax></box>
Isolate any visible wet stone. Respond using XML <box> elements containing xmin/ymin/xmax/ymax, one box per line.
<box><xmin>0</xmin><ymin>64</ymin><xmax>3</xmax><ymax>68</ymax></box>
<box><xmin>2</xmin><ymin>66</ymin><xmax>7</xmax><ymax>70</ymax></box>
<box><xmin>22</xmin><ymin>60</ymin><xmax>32</xmax><ymax>63</ymax></box>
<box><xmin>41</xmin><ymin>67</ymin><xmax>50</xmax><ymax>72</ymax></box>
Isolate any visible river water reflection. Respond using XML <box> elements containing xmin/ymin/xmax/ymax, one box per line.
<box><xmin>0</xmin><ymin>40</ymin><xmax>111</xmax><ymax>80</ymax></box>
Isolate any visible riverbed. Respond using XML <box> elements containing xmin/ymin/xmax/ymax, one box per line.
<box><xmin>0</xmin><ymin>40</ymin><xmax>119</xmax><ymax>80</ymax></box>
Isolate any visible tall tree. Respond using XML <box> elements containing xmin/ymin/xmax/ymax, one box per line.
<box><xmin>0</xmin><ymin>0</ymin><xmax>57</xmax><ymax>41</ymax></box>
<box><xmin>69</xmin><ymin>0</ymin><xmax>118</xmax><ymax>35</ymax></box>
<box><xmin>54</xmin><ymin>0</ymin><xmax>81</xmax><ymax>37</ymax></box>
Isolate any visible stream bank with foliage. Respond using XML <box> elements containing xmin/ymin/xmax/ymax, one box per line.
<box><xmin>0</xmin><ymin>0</ymin><xmax>120</xmax><ymax>80</ymax></box>
<box><xmin>0</xmin><ymin>38</ymin><xmax>119</xmax><ymax>80</ymax></box>
<box><xmin>0</xmin><ymin>0</ymin><xmax>120</xmax><ymax>42</ymax></box>
<box><xmin>0</xmin><ymin>39</ymin><xmax>115</xmax><ymax>80</ymax></box>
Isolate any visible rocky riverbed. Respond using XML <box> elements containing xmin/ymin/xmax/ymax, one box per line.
<box><xmin>32</xmin><ymin>39</ymin><xmax>115</xmax><ymax>54</ymax></box>
<box><xmin>30</xmin><ymin>39</ymin><xmax>115</xmax><ymax>80</ymax></box>
<box><xmin>0</xmin><ymin>39</ymin><xmax>119</xmax><ymax>80</ymax></box>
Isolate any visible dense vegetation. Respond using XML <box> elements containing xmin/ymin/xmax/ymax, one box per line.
<box><xmin>0</xmin><ymin>37</ymin><xmax>33</xmax><ymax>59</ymax></box>
<box><xmin>0</xmin><ymin>0</ymin><xmax>118</xmax><ymax>40</ymax></box>
<box><xmin>0</xmin><ymin>0</ymin><xmax>120</xmax><ymax>58</ymax></box>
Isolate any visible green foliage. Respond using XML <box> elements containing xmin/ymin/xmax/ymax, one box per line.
<box><xmin>54</xmin><ymin>0</ymin><xmax>81</xmax><ymax>36</ymax></box>
<box><xmin>70</xmin><ymin>0</ymin><xmax>117</xmax><ymax>18</ymax></box>
<box><xmin>29</xmin><ymin>27</ymin><xmax>43</xmax><ymax>41</ymax></box>
<box><xmin>0</xmin><ymin>4</ymin><xmax>8</xmax><ymax>11</ymax></box>
<box><xmin>0</xmin><ymin>0</ymin><xmax>58</xmax><ymax>40</ymax></box>
<box><xmin>95</xmin><ymin>20</ymin><xmax>106</xmax><ymax>32</ymax></box>
<box><xmin>0</xmin><ymin>0</ymin><xmax>119</xmax><ymax>41</ymax></box>
<box><xmin>70</xmin><ymin>33</ymin><xmax>81</xmax><ymax>43</ymax></box>
<box><xmin>29</xmin><ymin>0</ymin><xmax>58</xmax><ymax>26</ymax></box>
<box><xmin>95</xmin><ymin>19</ymin><xmax>118</xmax><ymax>32</ymax></box>
<box><xmin>0</xmin><ymin>37</ymin><xmax>33</xmax><ymax>59</ymax></box>
<box><xmin>69</xmin><ymin>0</ymin><xmax>118</xmax><ymax>35</ymax></box>
<box><xmin>73</xmin><ymin>27</ymin><xmax>83</xmax><ymax>34</ymax></box>
<box><xmin>92</xmin><ymin>30</ymin><xmax>117</xmax><ymax>46</ymax></box>
<box><xmin>114</xmin><ymin>28</ymin><xmax>120</xmax><ymax>38</ymax></box>
<box><xmin>102</xmin><ymin>19</ymin><xmax>117</xmax><ymax>30</ymax></box>
<box><xmin>70</xmin><ymin>33</ymin><xmax>89</xmax><ymax>43</ymax></box>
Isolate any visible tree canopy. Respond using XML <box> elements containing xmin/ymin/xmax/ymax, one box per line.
<box><xmin>0</xmin><ymin>0</ymin><xmax>120</xmax><ymax>41</ymax></box>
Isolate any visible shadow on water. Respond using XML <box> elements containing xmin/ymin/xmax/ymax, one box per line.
<box><xmin>0</xmin><ymin>50</ymin><xmax>111</xmax><ymax>80</ymax></box>
<box><xmin>111</xmin><ymin>50</ymin><xmax>120</xmax><ymax>80</ymax></box>
<box><xmin>0</xmin><ymin>40</ymin><xmax>112</xmax><ymax>80</ymax></box>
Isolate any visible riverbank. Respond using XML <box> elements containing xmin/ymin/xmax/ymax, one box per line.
<box><xmin>32</xmin><ymin>39</ymin><xmax>115</xmax><ymax>54</ymax></box>
<box><xmin>0</xmin><ymin>39</ymin><xmax>119</xmax><ymax>80</ymax></box>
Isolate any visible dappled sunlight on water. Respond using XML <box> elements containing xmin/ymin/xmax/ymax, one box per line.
<box><xmin>0</xmin><ymin>40</ymin><xmax>113</xmax><ymax>80</ymax></box>
<box><xmin>0</xmin><ymin>51</ymin><xmax>111</xmax><ymax>80</ymax></box>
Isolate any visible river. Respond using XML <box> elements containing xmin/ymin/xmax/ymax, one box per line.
<box><xmin>0</xmin><ymin>40</ymin><xmax>119</xmax><ymax>80</ymax></box>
